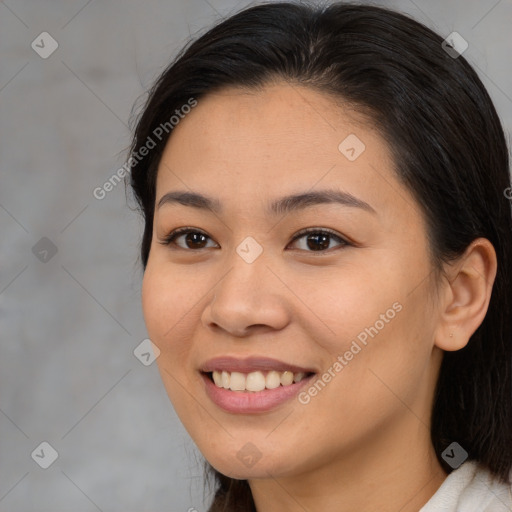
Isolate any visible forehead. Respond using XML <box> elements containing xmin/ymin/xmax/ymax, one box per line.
<box><xmin>154</xmin><ymin>83</ymin><xmax>411</xmax><ymax>223</ymax></box>
<box><xmin>160</xmin><ymin>83</ymin><xmax>376</xmax><ymax>164</ymax></box>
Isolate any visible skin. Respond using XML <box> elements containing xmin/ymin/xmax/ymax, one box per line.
<box><xmin>141</xmin><ymin>82</ymin><xmax>497</xmax><ymax>512</ymax></box>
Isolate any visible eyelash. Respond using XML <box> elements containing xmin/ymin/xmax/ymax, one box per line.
<box><xmin>158</xmin><ymin>226</ymin><xmax>351</xmax><ymax>254</ymax></box>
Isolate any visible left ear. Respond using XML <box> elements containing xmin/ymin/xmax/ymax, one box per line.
<box><xmin>434</xmin><ymin>237</ymin><xmax>497</xmax><ymax>351</ymax></box>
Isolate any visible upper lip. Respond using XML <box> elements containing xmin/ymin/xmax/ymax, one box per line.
<box><xmin>200</xmin><ymin>356</ymin><xmax>317</xmax><ymax>374</ymax></box>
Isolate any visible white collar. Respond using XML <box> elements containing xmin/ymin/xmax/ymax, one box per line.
<box><xmin>420</xmin><ymin>460</ymin><xmax>512</xmax><ymax>511</ymax></box>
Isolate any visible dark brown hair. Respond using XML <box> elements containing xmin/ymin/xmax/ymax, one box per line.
<box><xmin>128</xmin><ymin>2</ymin><xmax>512</xmax><ymax>510</ymax></box>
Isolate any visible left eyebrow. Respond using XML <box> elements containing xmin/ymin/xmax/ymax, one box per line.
<box><xmin>156</xmin><ymin>188</ymin><xmax>377</xmax><ymax>216</ymax></box>
<box><xmin>268</xmin><ymin>189</ymin><xmax>377</xmax><ymax>216</ymax></box>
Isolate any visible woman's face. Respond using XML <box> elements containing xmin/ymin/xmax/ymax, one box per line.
<box><xmin>142</xmin><ymin>83</ymin><xmax>444</xmax><ymax>479</ymax></box>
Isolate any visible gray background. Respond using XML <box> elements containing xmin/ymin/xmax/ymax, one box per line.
<box><xmin>0</xmin><ymin>0</ymin><xmax>510</xmax><ymax>511</ymax></box>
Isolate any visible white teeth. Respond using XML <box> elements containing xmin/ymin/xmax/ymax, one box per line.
<box><xmin>245</xmin><ymin>371</ymin><xmax>266</xmax><ymax>392</ymax></box>
<box><xmin>210</xmin><ymin>369</ymin><xmax>310</xmax><ymax>392</ymax></box>
<box><xmin>221</xmin><ymin>370</ymin><xmax>230</xmax><ymax>389</ymax></box>
<box><xmin>212</xmin><ymin>371</ymin><xmax>222</xmax><ymax>387</ymax></box>
<box><xmin>229</xmin><ymin>371</ymin><xmax>245</xmax><ymax>391</ymax></box>
<box><xmin>265</xmin><ymin>370</ymin><xmax>281</xmax><ymax>389</ymax></box>
<box><xmin>280</xmin><ymin>371</ymin><xmax>294</xmax><ymax>386</ymax></box>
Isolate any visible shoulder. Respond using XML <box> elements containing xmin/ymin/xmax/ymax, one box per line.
<box><xmin>420</xmin><ymin>460</ymin><xmax>512</xmax><ymax>512</ymax></box>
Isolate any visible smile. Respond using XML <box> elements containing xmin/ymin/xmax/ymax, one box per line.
<box><xmin>200</xmin><ymin>371</ymin><xmax>316</xmax><ymax>413</ymax></box>
<box><xmin>207</xmin><ymin>369</ymin><xmax>312</xmax><ymax>392</ymax></box>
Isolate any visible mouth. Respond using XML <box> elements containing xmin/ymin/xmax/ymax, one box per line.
<box><xmin>199</xmin><ymin>369</ymin><xmax>317</xmax><ymax>414</ymax></box>
<box><xmin>201</xmin><ymin>369</ymin><xmax>315</xmax><ymax>392</ymax></box>
<box><xmin>198</xmin><ymin>356</ymin><xmax>318</xmax><ymax>413</ymax></box>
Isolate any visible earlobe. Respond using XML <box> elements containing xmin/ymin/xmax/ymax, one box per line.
<box><xmin>434</xmin><ymin>238</ymin><xmax>497</xmax><ymax>352</ymax></box>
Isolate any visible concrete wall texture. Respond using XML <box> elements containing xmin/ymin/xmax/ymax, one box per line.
<box><xmin>1</xmin><ymin>0</ymin><xmax>511</xmax><ymax>510</ymax></box>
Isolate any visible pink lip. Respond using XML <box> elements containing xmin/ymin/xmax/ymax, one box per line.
<box><xmin>200</xmin><ymin>356</ymin><xmax>316</xmax><ymax>374</ymax></box>
<box><xmin>200</xmin><ymin>372</ymin><xmax>315</xmax><ymax>414</ymax></box>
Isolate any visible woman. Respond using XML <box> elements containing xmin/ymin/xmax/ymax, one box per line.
<box><xmin>127</xmin><ymin>2</ymin><xmax>512</xmax><ymax>510</ymax></box>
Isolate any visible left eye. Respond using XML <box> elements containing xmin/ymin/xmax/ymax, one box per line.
<box><xmin>159</xmin><ymin>227</ymin><xmax>350</xmax><ymax>253</ymax></box>
<box><xmin>288</xmin><ymin>228</ymin><xmax>349</xmax><ymax>252</ymax></box>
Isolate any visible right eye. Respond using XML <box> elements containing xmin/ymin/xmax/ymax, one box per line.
<box><xmin>159</xmin><ymin>227</ymin><xmax>219</xmax><ymax>250</ymax></box>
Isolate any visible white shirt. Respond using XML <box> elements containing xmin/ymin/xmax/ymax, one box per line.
<box><xmin>420</xmin><ymin>460</ymin><xmax>512</xmax><ymax>511</ymax></box>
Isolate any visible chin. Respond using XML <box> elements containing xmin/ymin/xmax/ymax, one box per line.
<box><xmin>203</xmin><ymin>446</ymin><xmax>301</xmax><ymax>480</ymax></box>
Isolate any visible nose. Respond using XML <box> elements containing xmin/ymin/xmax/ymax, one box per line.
<box><xmin>201</xmin><ymin>248</ymin><xmax>290</xmax><ymax>337</ymax></box>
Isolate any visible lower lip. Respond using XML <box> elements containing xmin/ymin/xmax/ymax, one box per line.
<box><xmin>201</xmin><ymin>372</ymin><xmax>315</xmax><ymax>414</ymax></box>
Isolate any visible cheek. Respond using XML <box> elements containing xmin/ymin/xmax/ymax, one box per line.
<box><xmin>141</xmin><ymin>266</ymin><xmax>168</xmax><ymax>342</ymax></box>
<box><xmin>298</xmin><ymin>267</ymin><xmax>402</xmax><ymax>356</ymax></box>
<box><xmin>141</xmin><ymin>263</ymin><xmax>197</xmax><ymax>363</ymax></box>
<box><xmin>141</xmin><ymin>263</ymin><xmax>204</xmax><ymax>415</ymax></box>
<box><xmin>304</xmin><ymin>261</ymin><xmax>435</xmax><ymax>405</ymax></box>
